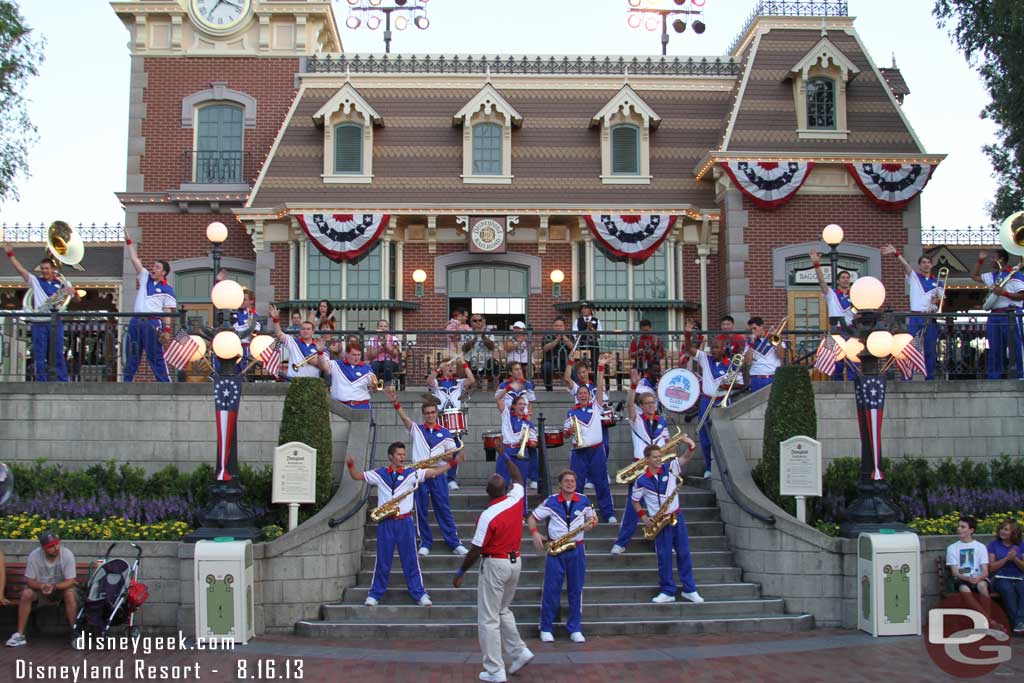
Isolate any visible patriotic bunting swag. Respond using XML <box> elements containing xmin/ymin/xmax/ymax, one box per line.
<box><xmin>214</xmin><ymin>374</ymin><xmax>243</xmax><ymax>482</ymax></box>
<box><xmin>583</xmin><ymin>214</ymin><xmax>677</xmax><ymax>261</ymax></box>
<box><xmin>295</xmin><ymin>213</ymin><xmax>390</xmax><ymax>262</ymax></box>
<box><xmin>719</xmin><ymin>161</ymin><xmax>814</xmax><ymax>209</ymax></box>
<box><xmin>854</xmin><ymin>375</ymin><xmax>886</xmax><ymax>481</ymax></box>
<box><xmin>845</xmin><ymin>163</ymin><xmax>935</xmax><ymax>210</ymax></box>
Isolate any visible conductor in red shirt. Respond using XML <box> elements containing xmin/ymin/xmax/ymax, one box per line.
<box><xmin>453</xmin><ymin>459</ymin><xmax>535</xmax><ymax>682</ymax></box>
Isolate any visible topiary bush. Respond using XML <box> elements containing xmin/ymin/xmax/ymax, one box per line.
<box><xmin>278</xmin><ymin>377</ymin><xmax>335</xmax><ymax>509</ymax></box>
<box><xmin>752</xmin><ymin>365</ymin><xmax>817</xmax><ymax>514</ymax></box>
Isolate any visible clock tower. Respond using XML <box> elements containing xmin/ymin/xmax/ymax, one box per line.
<box><xmin>110</xmin><ymin>0</ymin><xmax>340</xmax><ymax>328</ymax></box>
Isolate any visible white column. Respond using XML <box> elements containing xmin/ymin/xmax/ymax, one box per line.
<box><xmin>697</xmin><ymin>244</ymin><xmax>711</xmax><ymax>330</ymax></box>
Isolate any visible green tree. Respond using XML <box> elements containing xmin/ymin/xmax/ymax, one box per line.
<box><xmin>934</xmin><ymin>0</ymin><xmax>1024</xmax><ymax>220</ymax></box>
<box><xmin>278</xmin><ymin>377</ymin><xmax>335</xmax><ymax>507</ymax></box>
<box><xmin>0</xmin><ymin>1</ymin><xmax>43</xmax><ymax>202</ymax></box>
<box><xmin>752</xmin><ymin>365</ymin><xmax>817</xmax><ymax>511</ymax></box>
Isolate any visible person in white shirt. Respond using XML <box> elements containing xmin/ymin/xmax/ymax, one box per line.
<box><xmin>971</xmin><ymin>248</ymin><xmax>1024</xmax><ymax>380</ymax></box>
<box><xmin>317</xmin><ymin>340</ymin><xmax>379</xmax><ymax>409</ymax></box>
<box><xmin>268</xmin><ymin>304</ymin><xmax>321</xmax><ymax>380</ymax></box>
<box><xmin>947</xmin><ymin>515</ymin><xmax>990</xmax><ymax>596</ymax></box>
<box><xmin>883</xmin><ymin>245</ymin><xmax>944</xmax><ymax>380</ymax></box>
<box><xmin>123</xmin><ymin>231</ymin><xmax>176</xmax><ymax>382</ymax></box>
<box><xmin>744</xmin><ymin>317</ymin><xmax>786</xmax><ymax>393</ymax></box>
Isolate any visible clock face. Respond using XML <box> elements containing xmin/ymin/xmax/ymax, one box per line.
<box><xmin>190</xmin><ymin>0</ymin><xmax>252</xmax><ymax>34</ymax></box>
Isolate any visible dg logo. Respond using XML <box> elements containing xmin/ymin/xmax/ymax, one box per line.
<box><xmin>925</xmin><ymin>593</ymin><xmax>1012</xmax><ymax>678</ymax></box>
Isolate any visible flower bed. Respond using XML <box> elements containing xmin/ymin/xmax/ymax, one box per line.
<box><xmin>0</xmin><ymin>514</ymin><xmax>192</xmax><ymax>541</ymax></box>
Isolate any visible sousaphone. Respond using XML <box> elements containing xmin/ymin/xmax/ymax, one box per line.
<box><xmin>21</xmin><ymin>221</ymin><xmax>85</xmax><ymax>315</ymax></box>
<box><xmin>982</xmin><ymin>211</ymin><xmax>1024</xmax><ymax>310</ymax></box>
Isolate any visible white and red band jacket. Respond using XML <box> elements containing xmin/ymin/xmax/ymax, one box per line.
<box><xmin>408</xmin><ymin>422</ymin><xmax>458</xmax><ymax>465</ymax></box>
<box><xmin>532</xmin><ymin>492</ymin><xmax>595</xmax><ymax>545</ymax></box>
<box><xmin>432</xmin><ymin>377</ymin><xmax>468</xmax><ymax>412</ymax></box>
<box><xmin>285</xmin><ymin>337</ymin><xmax>320</xmax><ymax>379</ymax></box>
<box><xmin>328</xmin><ymin>359</ymin><xmax>375</xmax><ymax>403</ymax></box>
<box><xmin>696</xmin><ymin>350</ymin><xmax>741</xmax><ymax>400</ymax></box>
<box><xmin>632</xmin><ymin>458</ymin><xmax>684</xmax><ymax>517</ymax></box>
<box><xmin>636</xmin><ymin>375</ymin><xmax>656</xmax><ymax>397</ymax></box>
<box><xmin>630</xmin><ymin>413</ymin><xmax>668</xmax><ymax>461</ymax></box>
<box><xmin>567</xmin><ymin>380</ymin><xmax>612</xmax><ymax>422</ymax></box>
<box><xmin>563</xmin><ymin>402</ymin><xmax>604</xmax><ymax>450</ymax></box>
<box><xmin>363</xmin><ymin>466</ymin><xmax>426</xmax><ymax>517</ymax></box>
<box><xmin>908</xmin><ymin>272</ymin><xmax>942</xmax><ymax>313</ymax></box>
<box><xmin>496</xmin><ymin>379</ymin><xmax>537</xmax><ymax>411</ymax></box>
<box><xmin>747</xmin><ymin>336</ymin><xmax>783</xmax><ymax>377</ymax></box>
<box><xmin>500</xmin><ymin>405</ymin><xmax>537</xmax><ymax>449</ymax></box>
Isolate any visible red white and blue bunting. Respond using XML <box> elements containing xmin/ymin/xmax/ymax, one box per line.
<box><xmin>295</xmin><ymin>213</ymin><xmax>390</xmax><ymax>262</ymax></box>
<box><xmin>583</xmin><ymin>214</ymin><xmax>677</xmax><ymax>262</ymax></box>
<box><xmin>845</xmin><ymin>163</ymin><xmax>935</xmax><ymax>210</ymax></box>
<box><xmin>720</xmin><ymin>161</ymin><xmax>814</xmax><ymax>209</ymax></box>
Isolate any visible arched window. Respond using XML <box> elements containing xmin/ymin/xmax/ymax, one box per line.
<box><xmin>610</xmin><ymin>124</ymin><xmax>640</xmax><ymax>175</ymax></box>
<box><xmin>333</xmin><ymin>123</ymin><xmax>363</xmax><ymax>174</ymax></box>
<box><xmin>195</xmin><ymin>104</ymin><xmax>244</xmax><ymax>183</ymax></box>
<box><xmin>472</xmin><ymin>123</ymin><xmax>502</xmax><ymax>176</ymax></box>
<box><xmin>806</xmin><ymin>78</ymin><xmax>836</xmax><ymax>130</ymax></box>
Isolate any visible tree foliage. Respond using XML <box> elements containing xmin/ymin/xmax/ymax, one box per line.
<box><xmin>0</xmin><ymin>1</ymin><xmax>43</xmax><ymax>203</ymax></box>
<box><xmin>752</xmin><ymin>365</ymin><xmax>817</xmax><ymax>512</ymax></box>
<box><xmin>934</xmin><ymin>0</ymin><xmax>1024</xmax><ymax>220</ymax></box>
<box><xmin>278</xmin><ymin>377</ymin><xmax>335</xmax><ymax>507</ymax></box>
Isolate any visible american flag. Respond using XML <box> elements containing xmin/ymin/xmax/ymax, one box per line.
<box><xmin>895</xmin><ymin>335</ymin><xmax>926</xmax><ymax>380</ymax></box>
<box><xmin>164</xmin><ymin>329</ymin><xmax>199</xmax><ymax>371</ymax></box>
<box><xmin>854</xmin><ymin>375</ymin><xmax>886</xmax><ymax>481</ymax></box>
<box><xmin>260</xmin><ymin>339</ymin><xmax>283</xmax><ymax>376</ymax></box>
<box><xmin>814</xmin><ymin>336</ymin><xmax>840</xmax><ymax>376</ymax></box>
<box><xmin>214</xmin><ymin>375</ymin><xmax>242</xmax><ymax>481</ymax></box>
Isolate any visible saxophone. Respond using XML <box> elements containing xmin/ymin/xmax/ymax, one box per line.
<box><xmin>410</xmin><ymin>444</ymin><xmax>464</xmax><ymax>470</ymax></box>
<box><xmin>615</xmin><ymin>427</ymin><xmax>686</xmax><ymax>484</ymax></box>
<box><xmin>546</xmin><ymin>506</ymin><xmax>595</xmax><ymax>555</ymax></box>
<box><xmin>370</xmin><ymin>482</ymin><xmax>419</xmax><ymax>522</ymax></box>
<box><xmin>642</xmin><ymin>478</ymin><xmax>685</xmax><ymax>541</ymax></box>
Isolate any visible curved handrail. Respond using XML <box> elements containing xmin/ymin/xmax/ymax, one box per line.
<box><xmin>709</xmin><ymin>407</ymin><xmax>776</xmax><ymax>525</ymax></box>
<box><xmin>328</xmin><ymin>409</ymin><xmax>379</xmax><ymax>528</ymax></box>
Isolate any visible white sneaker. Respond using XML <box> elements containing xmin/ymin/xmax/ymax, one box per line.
<box><xmin>584</xmin><ymin>483</ymin><xmax>594</xmax><ymax>490</ymax></box>
<box><xmin>508</xmin><ymin>648</ymin><xmax>535</xmax><ymax>675</ymax></box>
<box><xmin>418</xmin><ymin>594</ymin><xmax>433</xmax><ymax>607</ymax></box>
<box><xmin>703</xmin><ymin>470</ymin><xmax>712</xmax><ymax>479</ymax></box>
<box><xmin>539</xmin><ymin>630</ymin><xmax>554</xmax><ymax>642</ymax></box>
<box><xmin>478</xmin><ymin>672</ymin><xmax>507</xmax><ymax>683</ymax></box>
<box><xmin>529</xmin><ymin>480</ymin><xmax>538</xmax><ymax>490</ymax></box>
<box><xmin>681</xmin><ymin>591</ymin><xmax>705</xmax><ymax>604</ymax></box>
<box><xmin>569</xmin><ymin>631</ymin><xmax>586</xmax><ymax>643</ymax></box>
<box><xmin>364</xmin><ymin>597</ymin><xmax>378</xmax><ymax>607</ymax></box>
<box><xmin>610</xmin><ymin>544</ymin><xmax>625</xmax><ymax>555</ymax></box>
<box><xmin>418</xmin><ymin>547</ymin><xmax>430</xmax><ymax>556</ymax></box>
<box><xmin>651</xmin><ymin>593</ymin><xmax>676</xmax><ymax>603</ymax></box>
<box><xmin>448</xmin><ymin>480</ymin><xmax>460</xmax><ymax>490</ymax></box>
<box><xmin>453</xmin><ymin>545</ymin><xmax>469</xmax><ymax>556</ymax></box>
<box><xmin>607</xmin><ymin>516</ymin><xmax>617</xmax><ymax>524</ymax></box>
<box><xmin>5</xmin><ymin>632</ymin><xmax>26</xmax><ymax>647</ymax></box>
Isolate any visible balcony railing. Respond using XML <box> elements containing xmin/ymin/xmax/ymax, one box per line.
<box><xmin>0</xmin><ymin>223</ymin><xmax>124</xmax><ymax>243</ymax></box>
<box><xmin>921</xmin><ymin>226</ymin><xmax>1000</xmax><ymax>246</ymax></box>
<box><xmin>183</xmin><ymin>150</ymin><xmax>252</xmax><ymax>186</ymax></box>
<box><xmin>728</xmin><ymin>1</ymin><xmax>849</xmax><ymax>54</ymax></box>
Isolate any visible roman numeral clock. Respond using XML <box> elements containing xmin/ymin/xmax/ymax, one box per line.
<box><xmin>189</xmin><ymin>0</ymin><xmax>254</xmax><ymax>35</ymax></box>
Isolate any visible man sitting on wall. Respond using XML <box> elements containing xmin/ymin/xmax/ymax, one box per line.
<box><xmin>6</xmin><ymin>532</ymin><xmax>79</xmax><ymax>649</ymax></box>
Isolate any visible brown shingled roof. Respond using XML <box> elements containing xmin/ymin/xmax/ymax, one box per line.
<box><xmin>879</xmin><ymin>67</ymin><xmax>910</xmax><ymax>96</ymax></box>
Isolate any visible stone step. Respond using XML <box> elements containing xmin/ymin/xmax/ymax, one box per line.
<box><xmin>364</xmin><ymin>534</ymin><xmax>730</xmax><ymax>552</ymax></box>
<box><xmin>365</xmin><ymin>519</ymin><xmax>725</xmax><ymax>540</ymax></box>
<box><xmin>295</xmin><ymin>613</ymin><xmax>815</xmax><ymax>640</ymax></box>
<box><xmin>359</xmin><ymin>550</ymin><xmax>734</xmax><ymax>572</ymax></box>
<box><xmin>437</xmin><ymin>488</ymin><xmax>717</xmax><ymax>508</ymax></box>
<box><xmin>320</xmin><ymin>597</ymin><xmax>786</xmax><ymax>623</ymax></box>
<box><xmin>341</xmin><ymin>582</ymin><xmax>762</xmax><ymax>604</ymax></box>
<box><xmin>380</xmin><ymin>565</ymin><xmax>744</xmax><ymax>589</ymax></box>
<box><xmin>427</xmin><ymin>506</ymin><xmax>720</xmax><ymax>524</ymax></box>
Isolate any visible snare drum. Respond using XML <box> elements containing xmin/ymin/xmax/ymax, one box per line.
<box><xmin>482</xmin><ymin>431</ymin><xmax>503</xmax><ymax>451</ymax></box>
<box><xmin>440</xmin><ymin>409</ymin><xmax>467</xmax><ymax>434</ymax></box>
<box><xmin>601</xmin><ymin>409</ymin><xmax>616</xmax><ymax>428</ymax></box>
<box><xmin>544</xmin><ymin>427</ymin><xmax>564</xmax><ymax>448</ymax></box>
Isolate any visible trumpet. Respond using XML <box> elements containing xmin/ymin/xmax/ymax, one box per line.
<box><xmin>291</xmin><ymin>350</ymin><xmax>320</xmax><ymax>371</ymax></box>
<box><xmin>515</xmin><ymin>424</ymin><xmax>531</xmax><ymax>460</ymax></box>
<box><xmin>375</xmin><ymin>378</ymin><xmax>386</xmax><ymax>391</ymax></box>
<box><xmin>546</xmin><ymin>506</ymin><xmax>596</xmax><ymax>555</ymax></box>
<box><xmin>615</xmin><ymin>427</ymin><xmax>688</xmax><ymax>484</ymax></box>
<box><xmin>571</xmin><ymin>415</ymin><xmax>588</xmax><ymax>449</ymax></box>
<box><xmin>768</xmin><ymin>318</ymin><xmax>788</xmax><ymax>346</ymax></box>
<box><xmin>370</xmin><ymin>482</ymin><xmax>419</xmax><ymax>522</ymax></box>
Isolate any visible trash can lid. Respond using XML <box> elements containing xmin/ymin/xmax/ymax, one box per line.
<box><xmin>879</xmin><ymin>529</ymin><xmax>896</xmax><ymax>534</ymax></box>
<box><xmin>214</xmin><ymin>537</ymin><xmax>236</xmax><ymax>542</ymax></box>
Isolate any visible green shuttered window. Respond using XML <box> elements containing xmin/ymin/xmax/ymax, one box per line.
<box><xmin>334</xmin><ymin>123</ymin><xmax>363</xmax><ymax>174</ymax></box>
<box><xmin>610</xmin><ymin>124</ymin><xmax>640</xmax><ymax>175</ymax></box>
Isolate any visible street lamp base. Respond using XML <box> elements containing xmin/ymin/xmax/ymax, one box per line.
<box><xmin>839</xmin><ymin>480</ymin><xmax>911</xmax><ymax>538</ymax></box>
<box><xmin>183</xmin><ymin>480</ymin><xmax>260</xmax><ymax>543</ymax></box>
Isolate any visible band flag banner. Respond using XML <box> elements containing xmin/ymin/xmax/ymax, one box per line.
<box><xmin>719</xmin><ymin>161</ymin><xmax>814</xmax><ymax>209</ymax></box>
<box><xmin>214</xmin><ymin>374</ymin><xmax>243</xmax><ymax>481</ymax></box>
<box><xmin>813</xmin><ymin>336</ymin><xmax>840</xmax><ymax>376</ymax></box>
<box><xmin>164</xmin><ymin>329</ymin><xmax>199</xmax><ymax>371</ymax></box>
<box><xmin>845</xmin><ymin>163</ymin><xmax>935</xmax><ymax>210</ymax></box>
<box><xmin>260</xmin><ymin>339</ymin><xmax>283</xmax><ymax>377</ymax></box>
<box><xmin>583</xmin><ymin>214</ymin><xmax>676</xmax><ymax>261</ymax></box>
<box><xmin>295</xmin><ymin>213</ymin><xmax>390</xmax><ymax>262</ymax></box>
<box><xmin>854</xmin><ymin>375</ymin><xmax>886</xmax><ymax>481</ymax></box>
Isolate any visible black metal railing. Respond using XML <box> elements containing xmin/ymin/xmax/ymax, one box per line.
<box><xmin>305</xmin><ymin>53</ymin><xmax>740</xmax><ymax>77</ymax></box>
<box><xmin>921</xmin><ymin>226</ymin><xmax>1000</xmax><ymax>246</ymax></box>
<box><xmin>182</xmin><ymin>150</ymin><xmax>252</xmax><ymax>185</ymax></box>
<box><xmin>728</xmin><ymin>1</ymin><xmax>849</xmax><ymax>54</ymax></box>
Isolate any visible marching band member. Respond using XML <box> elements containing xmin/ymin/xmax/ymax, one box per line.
<box><xmin>123</xmin><ymin>231</ymin><xmax>176</xmax><ymax>382</ymax></box>
<box><xmin>268</xmin><ymin>304</ymin><xmax>321</xmax><ymax>380</ymax></box>
<box><xmin>496</xmin><ymin>362</ymin><xmax>538</xmax><ymax>488</ymax></box>
<box><xmin>883</xmin><ymin>245</ymin><xmax>943</xmax><ymax>379</ymax></box>
<box><xmin>563</xmin><ymin>355</ymin><xmax>613</xmax><ymax>476</ymax></box>
<box><xmin>4</xmin><ymin>244</ymin><xmax>76</xmax><ymax>382</ymax></box>
<box><xmin>563</xmin><ymin>353</ymin><xmax>616</xmax><ymax>523</ymax></box>
<box><xmin>744</xmin><ymin>317</ymin><xmax>786</xmax><ymax>393</ymax></box>
<box><xmin>384</xmin><ymin>387</ymin><xmax>469</xmax><ymax>557</ymax></box>
<box><xmin>317</xmin><ymin>340</ymin><xmax>378</xmax><ymax>409</ymax></box>
<box><xmin>528</xmin><ymin>469</ymin><xmax>597</xmax><ymax>643</ymax></box>
<box><xmin>429</xmin><ymin>357</ymin><xmax>476</xmax><ymax>490</ymax></box>
<box><xmin>610</xmin><ymin>370</ymin><xmax>669</xmax><ymax>555</ymax></box>
<box><xmin>689</xmin><ymin>337</ymin><xmax>740</xmax><ymax>479</ymax></box>
<box><xmin>810</xmin><ymin>248</ymin><xmax>854</xmax><ymax>381</ymax></box>
<box><xmin>347</xmin><ymin>442</ymin><xmax>463</xmax><ymax>607</ymax></box>
<box><xmin>632</xmin><ymin>443</ymin><xmax>703</xmax><ymax>605</ymax></box>
<box><xmin>972</xmin><ymin>249</ymin><xmax>1024</xmax><ymax>380</ymax></box>
<box><xmin>232</xmin><ymin>289</ymin><xmax>260</xmax><ymax>357</ymax></box>
<box><xmin>494</xmin><ymin>389</ymin><xmax>538</xmax><ymax>516</ymax></box>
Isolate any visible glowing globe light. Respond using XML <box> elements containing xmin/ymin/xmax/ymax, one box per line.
<box><xmin>206</xmin><ymin>221</ymin><xmax>228</xmax><ymax>244</ymax></box>
<box><xmin>212</xmin><ymin>331</ymin><xmax>243</xmax><ymax>360</ymax></box>
<box><xmin>249</xmin><ymin>334</ymin><xmax>274</xmax><ymax>361</ymax></box>
<box><xmin>211</xmin><ymin>279</ymin><xmax>244</xmax><ymax>310</ymax></box>
<box><xmin>822</xmin><ymin>223</ymin><xmax>844</xmax><ymax>246</ymax></box>
<box><xmin>850</xmin><ymin>276</ymin><xmax>885</xmax><ymax>311</ymax></box>
<box><xmin>189</xmin><ymin>335</ymin><xmax>207</xmax><ymax>362</ymax></box>
<box><xmin>866</xmin><ymin>331</ymin><xmax>894</xmax><ymax>358</ymax></box>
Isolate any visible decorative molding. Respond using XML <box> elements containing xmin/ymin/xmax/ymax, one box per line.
<box><xmin>537</xmin><ymin>216</ymin><xmax>548</xmax><ymax>253</ymax></box>
<box><xmin>789</xmin><ymin>37</ymin><xmax>861</xmax><ymax>82</ymax></box>
<box><xmin>455</xmin><ymin>215</ymin><xmax>470</xmax><ymax>232</ymax></box>
<box><xmin>452</xmin><ymin>83</ymin><xmax>522</xmax><ymax>128</ymax></box>
<box><xmin>591</xmin><ymin>84</ymin><xmax>661</xmax><ymax>129</ymax></box>
<box><xmin>507</xmin><ymin>216</ymin><xmax>519</xmax><ymax>232</ymax></box>
<box><xmin>246</xmin><ymin>219</ymin><xmax>265</xmax><ymax>253</ymax></box>
<box><xmin>432</xmin><ymin>251</ymin><xmax>543</xmax><ymax>294</ymax></box>
<box><xmin>426</xmin><ymin>215</ymin><xmax>437</xmax><ymax>254</ymax></box>
<box><xmin>312</xmin><ymin>83</ymin><xmax>383</xmax><ymax>127</ymax></box>
<box><xmin>181</xmin><ymin>82</ymin><xmax>257</xmax><ymax>128</ymax></box>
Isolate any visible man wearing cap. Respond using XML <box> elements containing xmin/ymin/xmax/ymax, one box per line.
<box><xmin>6</xmin><ymin>531</ymin><xmax>79</xmax><ymax>648</ymax></box>
<box><xmin>573</xmin><ymin>303</ymin><xmax>602</xmax><ymax>375</ymax></box>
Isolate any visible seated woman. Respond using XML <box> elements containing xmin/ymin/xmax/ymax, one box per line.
<box><xmin>988</xmin><ymin>519</ymin><xmax>1024</xmax><ymax>633</ymax></box>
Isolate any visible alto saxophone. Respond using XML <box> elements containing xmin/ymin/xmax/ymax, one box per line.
<box><xmin>615</xmin><ymin>427</ymin><xmax>687</xmax><ymax>484</ymax></box>
<box><xmin>411</xmin><ymin>444</ymin><xmax>464</xmax><ymax>470</ymax></box>
<box><xmin>642</xmin><ymin>478</ymin><xmax>685</xmax><ymax>541</ymax></box>
<box><xmin>546</xmin><ymin>506</ymin><xmax>595</xmax><ymax>556</ymax></box>
<box><xmin>369</xmin><ymin>482</ymin><xmax>419</xmax><ymax>522</ymax></box>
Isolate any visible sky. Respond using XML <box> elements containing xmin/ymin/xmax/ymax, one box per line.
<box><xmin>0</xmin><ymin>0</ymin><xmax>1000</xmax><ymax>229</ymax></box>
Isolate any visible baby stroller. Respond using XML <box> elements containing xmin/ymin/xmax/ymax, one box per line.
<box><xmin>74</xmin><ymin>542</ymin><xmax>148</xmax><ymax>638</ymax></box>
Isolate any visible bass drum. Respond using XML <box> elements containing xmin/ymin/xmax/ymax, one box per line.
<box><xmin>657</xmin><ymin>368</ymin><xmax>700</xmax><ymax>413</ymax></box>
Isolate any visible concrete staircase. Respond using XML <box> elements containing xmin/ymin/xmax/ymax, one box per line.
<box><xmin>296</xmin><ymin>482</ymin><xmax>814</xmax><ymax>639</ymax></box>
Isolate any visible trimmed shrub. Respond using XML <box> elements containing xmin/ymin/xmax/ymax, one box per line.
<box><xmin>278</xmin><ymin>377</ymin><xmax>335</xmax><ymax>508</ymax></box>
<box><xmin>752</xmin><ymin>365</ymin><xmax>817</xmax><ymax>512</ymax></box>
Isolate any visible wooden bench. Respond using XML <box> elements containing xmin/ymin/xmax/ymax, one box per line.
<box><xmin>3</xmin><ymin>561</ymin><xmax>93</xmax><ymax>634</ymax></box>
<box><xmin>935</xmin><ymin>555</ymin><xmax>1001</xmax><ymax>601</ymax></box>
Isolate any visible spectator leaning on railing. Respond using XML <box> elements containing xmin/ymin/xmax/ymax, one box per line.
<box><xmin>628</xmin><ymin>319</ymin><xmax>665</xmax><ymax>374</ymax></box>
<box><xmin>366</xmin><ymin>318</ymin><xmax>401</xmax><ymax>384</ymax></box>
<box><xmin>314</xmin><ymin>299</ymin><xmax>336</xmax><ymax>332</ymax></box>
<box><xmin>463</xmin><ymin>314</ymin><xmax>498</xmax><ymax>389</ymax></box>
<box><xmin>504</xmin><ymin>321</ymin><xmax>532</xmax><ymax>376</ymax></box>
<box><xmin>446</xmin><ymin>308</ymin><xmax>472</xmax><ymax>357</ymax></box>
<box><xmin>541</xmin><ymin>317</ymin><xmax>573</xmax><ymax>391</ymax></box>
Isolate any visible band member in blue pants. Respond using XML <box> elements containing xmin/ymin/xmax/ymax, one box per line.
<box><xmin>563</xmin><ymin>352</ymin><xmax>616</xmax><ymax>523</ymax></box>
<box><xmin>494</xmin><ymin>390</ymin><xmax>537</xmax><ymax>518</ymax></box>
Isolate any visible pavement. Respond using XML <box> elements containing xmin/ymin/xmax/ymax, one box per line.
<box><xmin>4</xmin><ymin>629</ymin><xmax>1024</xmax><ymax>682</ymax></box>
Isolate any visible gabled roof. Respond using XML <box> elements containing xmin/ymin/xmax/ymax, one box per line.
<box><xmin>789</xmin><ymin>36</ymin><xmax>861</xmax><ymax>81</ymax></box>
<box><xmin>452</xmin><ymin>83</ymin><xmax>522</xmax><ymax>127</ymax></box>
<box><xmin>590</xmin><ymin>84</ymin><xmax>661</xmax><ymax>129</ymax></box>
<box><xmin>312</xmin><ymin>83</ymin><xmax>383</xmax><ymax>127</ymax></box>
<box><xmin>879</xmin><ymin>67</ymin><xmax>910</xmax><ymax>96</ymax></box>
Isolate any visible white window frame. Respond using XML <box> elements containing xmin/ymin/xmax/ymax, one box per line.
<box><xmin>454</xmin><ymin>84</ymin><xmax>522</xmax><ymax>185</ymax></box>
<box><xmin>592</xmin><ymin>84</ymin><xmax>659</xmax><ymax>185</ymax></box>
<box><xmin>313</xmin><ymin>83</ymin><xmax>382</xmax><ymax>184</ymax></box>
<box><xmin>789</xmin><ymin>37</ymin><xmax>860</xmax><ymax>141</ymax></box>
<box><xmin>303</xmin><ymin>242</ymin><xmax>387</xmax><ymax>328</ymax></box>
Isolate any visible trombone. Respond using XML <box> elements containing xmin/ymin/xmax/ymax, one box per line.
<box><xmin>692</xmin><ymin>353</ymin><xmax>743</xmax><ymax>437</ymax></box>
<box><xmin>931</xmin><ymin>267</ymin><xmax>950</xmax><ymax>314</ymax></box>
<box><xmin>768</xmin><ymin>318</ymin><xmax>788</xmax><ymax>346</ymax></box>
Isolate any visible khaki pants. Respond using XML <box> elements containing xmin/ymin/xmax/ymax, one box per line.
<box><xmin>478</xmin><ymin>557</ymin><xmax>527</xmax><ymax>676</ymax></box>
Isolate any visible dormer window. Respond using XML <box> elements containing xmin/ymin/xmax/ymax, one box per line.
<box><xmin>789</xmin><ymin>37</ymin><xmax>859</xmax><ymax>140</ymax></box>
<box><xmin>313</xmin><ymin>83</ymin><xmax>383</xmax><ymax>184</ymax></box>
<box><xmin>454</xmin><ymin>84</ymin><xmax>522</xmax><ymax>184</ymax></box>
<box><xmin>592</xmin><ymin>85</ymin><xmax>660</xmax><ymax>185</ymax></box>
<box><xmin>806</xmin><ymin>77</ymin><xmax>836</xmax><ymax>129</ymax></box>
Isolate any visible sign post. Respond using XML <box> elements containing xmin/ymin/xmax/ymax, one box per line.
<box><xmin>272</xmin><ymin>442</ymin><xmax>317</xmax><ymax>531</ymax></box>
<box><xmin>779</xmin><ymin>435</ymin><xmax>822</xmax><ymax>523</ymax></box>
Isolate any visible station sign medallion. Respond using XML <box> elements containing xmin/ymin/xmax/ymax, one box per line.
<box><xmin>468</xmin><ymin>217</ymin><xmax>507</xmax><ymax>254</ymax></box>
